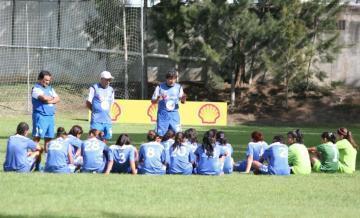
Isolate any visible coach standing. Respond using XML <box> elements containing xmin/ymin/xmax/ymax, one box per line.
<box><xmin>151</xmin><ymin>69</ymin><xmax>186</xmax><ymax>137</ymax></box>
<box><xmin>32</xmin><ymin>70</ymin><xmax>60</xmax><ymax>151</ymax></box>
<box><xmin>86</xmin><ymin>71</ymin><xmax>115</xmax><ymax>141</ymax></box>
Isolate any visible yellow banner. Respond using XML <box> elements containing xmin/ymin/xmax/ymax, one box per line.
<box><xmin>108</xmin><ymin>100</ymin><xmax>227</xmax><ymax>126</ymax></box>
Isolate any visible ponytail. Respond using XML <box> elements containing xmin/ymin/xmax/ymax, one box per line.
<box><xmin>321</xmin><ymin>132</ymin><xmax>336</xmax><ymax>144</ymax></box>
<box><xmin>287</xmin><ymin>129</ymin><xmax>303</xmax><ymax>144</ymax></box>
<box><xmin>338</xmin><ymin>128</ymin><xmax>358</xmax><ymax>150</ymax></box>
<box><xmin>172</xmin><ymin>132</ymin><xmax>185</xmax><ymax>150</ymax></box>
<box><xmin>202</xmin><ymin>130</ymin><xmax>216</xmax><ymax>157</ymax></box>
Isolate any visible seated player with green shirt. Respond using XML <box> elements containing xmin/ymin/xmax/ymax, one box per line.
<box><xmin>336</xmin><ymin>128</ymin><xmax>358</xmax><ymax>174</ymax></box>
<box><xmin>287</xmin><ymin>129</ymin><xmax>311</xmax><ymax>175</ymax></box>
<box><xmin>308</xmin><ymin>132</ymin><xmax>339</xmax><ymax>173</ymax></box>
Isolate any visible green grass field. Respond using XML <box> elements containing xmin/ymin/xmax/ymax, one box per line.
<box><xmin>0</xmin><ymin>115</ymin><xmax>360</xmax><ymax>217</ymax></box>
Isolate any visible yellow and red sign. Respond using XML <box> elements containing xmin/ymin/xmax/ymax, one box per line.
<box><xmin>108</xmin><ymin>100</ymin><xmax>227</xmax><ymax>126</ymax></box>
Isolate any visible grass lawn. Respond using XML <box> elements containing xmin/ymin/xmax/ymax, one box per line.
<box><xmin>0</xmin><ymin>115</ymin><xmax>360</xmax><ymax>217</ymax></box>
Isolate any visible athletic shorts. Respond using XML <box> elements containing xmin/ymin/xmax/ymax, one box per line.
<box><xmin>258</xmin><ymin>164</ymin><xmax>270</xmax><ymax>175</ymax></box>
<box><xmin>90</xmin><ymin>122</ymin><xmax>112</xmax><ymax>140</ymax></box>
<box><xmin>156</xmin><ymin>110</ymin><xmax>181</xmax><ymax>136</ymax></box>
<box><xmin>32</xmin><ymin>113</ymin><xmax>55</xmax><ymax>138</ymax></box>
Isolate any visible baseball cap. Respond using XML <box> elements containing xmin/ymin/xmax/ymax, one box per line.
<box><xmin>100</xmin><ymin>71</ymin><xmax>114</xmax><ymax>80</ymax></box>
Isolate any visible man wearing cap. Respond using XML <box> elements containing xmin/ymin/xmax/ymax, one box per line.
<box><xmin>86</xmin><ymin>71</ymin><xmax>115</xmax><ymax>141</ymax></box>
<box><xmin>151</xmin><ymin>69</ymin><xmax>186</xmax><ymax>137</ymax></box>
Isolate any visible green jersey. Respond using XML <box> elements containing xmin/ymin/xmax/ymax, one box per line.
<box><xmin>288</xmin><ymin>143</ymin><xmax>311</xmax><ymax>175</ymax></box>
<box><xmin>336</xmin><ymin>139</ymin><xmax>357</xmax><ymax>174</ymax></box>
<box><xmin>316</xmin><ymin>142</ymin><xmax>339</xmax><ymax>173</ymax></box>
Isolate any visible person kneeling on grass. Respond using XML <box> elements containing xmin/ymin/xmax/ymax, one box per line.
<box><xmin>138</xmin><ymin>130</ymin><xmax>167</xmax><ymax>175</ymax></box>
<box><xmin>308</xmin><ymin>132</ymin><xmax>339</xmax><ymax>173</ymax></box>
<box><xmin>336</xmin><ymin>127</ymin><xmax>358</xmax><ymax>174</ymax></box>
<box><xmin>81</xmin><ymin>129</ymin><xmax>112</xmax><ymax>174</ymax></box>
<box><xmin>194</xmin><ymin>129</ymin><xmax>227</xmax><ymax>176</ymax></box>
<box><xmin>167</xmin><ymin>132</ymin><xmax>196</xmax><ymax>175</ymax></box>
<box><xmin>216</xmin><ymin>131</ymin><xmax>233</xmax><ymax>174</ymax></box>
<box><xmin>3</xmin><ymin>122</ymin><xmax>43</xmax><ymax>173</ymax></box>
<box><xmin>252</xmin><ymin>135</ymin><xmax>290</xmax><ymax>176</ymax></box>
<box><xmin>45</xmin><ymin>127</ymin><xmax>74</xmax><ymax>173</ymax></box>
<box><xmin>106</xmin><ymin>134</ymin><xmax>137</xmax><ymax>175</ymax></box>
<box><xmin>287</xmin><ymin>129</ymin><xmax>311</xmax><ymax>175</ymax></box>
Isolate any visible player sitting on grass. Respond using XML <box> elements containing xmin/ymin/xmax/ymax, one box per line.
<box><xmin>235</xmin><ymin>131</ymin><xmax>268</xmax><ymax>173</ymax></box>
<box><xmin>184</xmin><ymin>128</ymin><xmax>199</xmax><ymax>153</ymax></box>
<box><xmin>216</xmin><ymin>131</ymin><xmax>233</xmax><ymax>174</ymax></box>
<box><xmin>66</xmin><ymin>125</ymin><xmax>84</xmax><ymax>171</ymax></box>
<box><xmin>308</xmin><ymin>132</ymin><xmax>339</xmax><ymax>173</ymax></box>
<box><xmin>106</xmin><ymin>134</ymin><xmax>137</xmax><ymax>175</ymax></box>
<box><xmin>161</xmin><ymin>129</ymin><xmax>175</xmax><ymax>153</ymax></box>
<box><xmin>252</xmin><ymin>135</ymin><xmax>290</xmax><ymax>176</ymax></box>
<box><xmin>3</xmin><ymin>122</ymin><xmax>43</xmax><ymax>173</ymax></box>
<box><xmin>138</xmin><ymin>130</ymin><xmax>167</xmax><ymax>175</ymax></box>
<box><xmin>81</xmin><ymin>129</ymin><xmax>112</xmax><ymax>174</ymax></box>
<box><xmin>45</xmin><ymin>127</ymin><xmax>74</xmax><ymax>173</ymax></box>
<box><xmin>336</xmin><ymin>127</ymin><xmax>358</xmax><ymax>174</ymax></box>
<box><xmin>167</xmin><ymin>132</ymin><xmax>196</xmax><ymax>175</ymax></box>
<box><xmin>287</xmin><ymin>129</ymin><xmax>311</xmax><ymax>175</ymax></box>
<box><xmin>194</xmin><ymin>129</ymin><xmax>227</xmax><ymax>175</ymax></box>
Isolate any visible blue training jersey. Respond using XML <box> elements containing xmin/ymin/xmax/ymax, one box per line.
<box><xmin>89</xmin><ymin>83</ymin><xmax>114</xmax><ymax>124</ymax></box>
<box><xmin>184</xmin><ymin>141</ymin><xmax>198</xmax><ymax>153</ymax></box>
<box><xmin>168</xmin><ymin>144</ymin><xmax>195</xmax><ymax>175</ymax></box>
<box><xmin>262</xmin><ymin>142</ymin><xmax>290</xmax><ymax>175</ymax></box>
<box><xmin>32</xmin><ymin>83</ymin><xmax>57</xmax><ymax>115</ymax></box>
<box><xmin>246</xmin><ymin>141</ymin><xmax>268</xmax><ymax>161</ymax></box>
<box><xmin>65</xmin><ymin>135</ymin><xmax>82</xmax><ymax>160</ymax></box>
<box><xmin>45</xmin><ymin>137</ymin><xmax>71</xmax><ymax>173</ymax></box>
<box><xmin>152</xmin><ymin>82</ymin><xmax>184</xmax><ymax>112</ymax></box>
<box><xmin>195</xmin><ymin>145</ymin><xmax>225</xmax><ymax>175</ymax></box>
<box><xmin>3</xmin><ymin>135</ymin><xmax>37</xmax><ymax>172</ymax></box>
<box><xmin>108</xmin><ymin>144</ymin><xmax>136</xmax><ymax>173</ymax></box>
<box><xmin>81</xmin><ymin>137</ymin><xmax>108</xmax><ymax>173</ymax></box>
<box><xmin>138</xmin><ymin>141</ymin><xmax>166</xmax><ymax>175</ymax></box>
<box><xmin>219</xmin><ymin>143</ymin><xmax>233</xmax><ymax>174</ymax></box>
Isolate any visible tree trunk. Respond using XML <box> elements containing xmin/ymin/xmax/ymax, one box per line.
<box><xmin>230</xmin><ymin>70</ymin><xmax>236</xmax><ymax>107</ymax></box>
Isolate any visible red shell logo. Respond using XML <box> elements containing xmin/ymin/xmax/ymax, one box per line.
<box><xmin>111</xmin><ymin>102</ymin><xmax>121</xmax><ymax>121</ymax></box>
<box><xmin>147</xmin><ymin>103</ymin><xmax>158</xmax><ymax>122</ymax></box>
<box><xmin>198</xmin><ymin>104</ymin><xmax>221</xmax><ymax>124</ymax></box>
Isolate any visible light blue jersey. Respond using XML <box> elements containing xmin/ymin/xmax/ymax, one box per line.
<box><xmin>81</xmin><ymin>137</ymin><xmax>108</xmax><ymax>173</ymax></box>
<box><xmin>108</xmin><ymin>145</ymin><xmax>136</xmax><ymax>173</ymax></box>
<box><xmin>138</xmin><ymin>142</ymin><xmax>166</xmax><ymax>175</ymax></box>
<box><xmin>219</xmin><ymin>143</ymin><xmax>233</xmax><ymax>174</ymax></box>
<box><xmin>45</xmin><ymin>137</ymin><xmax>71</xmax><ymax>173</ymax></box>
<box><xmin>89</xmin><ymin>83</ymin><xmax>114</xmax><ymax>124</ymax></box>
<box><xmin>65</xmin><ymin>135</ymin><xmax>82</xmax><ymax>160</ymax></box>
<box><xmin>152</xmin><ymin>83</ymin><xmax>184</xmax><ymax>136</ymax></box>
<box><xmin>261</xmin><ymin>142</ymin><xmax>290</xmax><ymax>175</ymax></box>
<box><xmin>3</xmin><ymin>135</ymin><xmax>37</xmax><ymax>172</ymax></box>
<box><xmin>235</xmin><ymin>141</ymin><xmax>268</xmax><ymax>172</ymax></box>
<box><xmin>32</xmin><ymin>83</ymin><xmax>57</xmax><ymax>116</ymax></box>
<box><xmin>195</xmin><ymin>145</ymin><xmax>226</xmax><ymax>175</ymax></box>
<box><xmin>184</xmin><ymin>141</ymin><xmax>198</xmax><ymax>153</ymax></box>
<box><xmin>168</xmin><ymin>145</ymin><xmax>195</xmax><ymax>175</ymax></box>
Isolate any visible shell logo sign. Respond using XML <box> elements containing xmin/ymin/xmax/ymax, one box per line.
<box><xmin>198</xmin><ymin>104</ymin><xmax>221</xmax><ymax>124</ymax></box>
<box><xmin>147</xmin><ymin>103</ymin><xmax>158</xmax><ymax>122</ymax></box>
<box><xmin>106</xmin><ymin>100</ymin><xmax>227</xmax><ymax>126</ymax></box>
<box><xmin>111</xmin><ymin>102</ymin><xmax>122</xmax><ymax>121</ymax></box>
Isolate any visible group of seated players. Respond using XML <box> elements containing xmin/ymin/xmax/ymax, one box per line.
<box><xmin>3</xmin><ymin>121</ymin><xmax>358</xmax><ymax>175</ymax></box>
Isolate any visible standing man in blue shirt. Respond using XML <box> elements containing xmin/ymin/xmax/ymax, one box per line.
<box><xmin>86</xmin><ymin>71</ymin><xmax>115</xmax><ymax>141</ymax></box>
<box><xmin>32</xmin><ymin>70</ymin><xmax>60</xmax><ymax>151</ymax></box>
<box><xmin>151</xmin><ymin>70</ymin><xmax>186</xmax><ymax>137</ymax></box>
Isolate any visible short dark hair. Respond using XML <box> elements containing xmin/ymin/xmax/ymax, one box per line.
<box><xmin>38</xmin><ymin>70</ymin><xmax>52</xmax><ymax>80</ymax></box>
<box><xmin>56</xmin><ymin>127</ymin><xmax>67</xmax><ymax>137</ymax></box>
<box><xmin>69</xmin><ymin>125</ymin><xmax>83</xmax><ymax>137</ymax></box>
<box><xmin>16</xmin><ymin>122</ymin><xmax>29</xmax><ymax>135</ymax></box>
<box><xmin>165</xmin><ymin>69</ymin><xmax>177</xmax><ymax>79</ymax></box>
<box><xmin>147</xmin><ymin>130</ymin><xmax>158</xmax><ymax>142</ymax></box>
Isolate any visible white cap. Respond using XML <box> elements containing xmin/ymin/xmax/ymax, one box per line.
<box><xmin>100</xmin><ymin>71</ymin><xmax>114</xmax><ymax>79</ymax></box>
